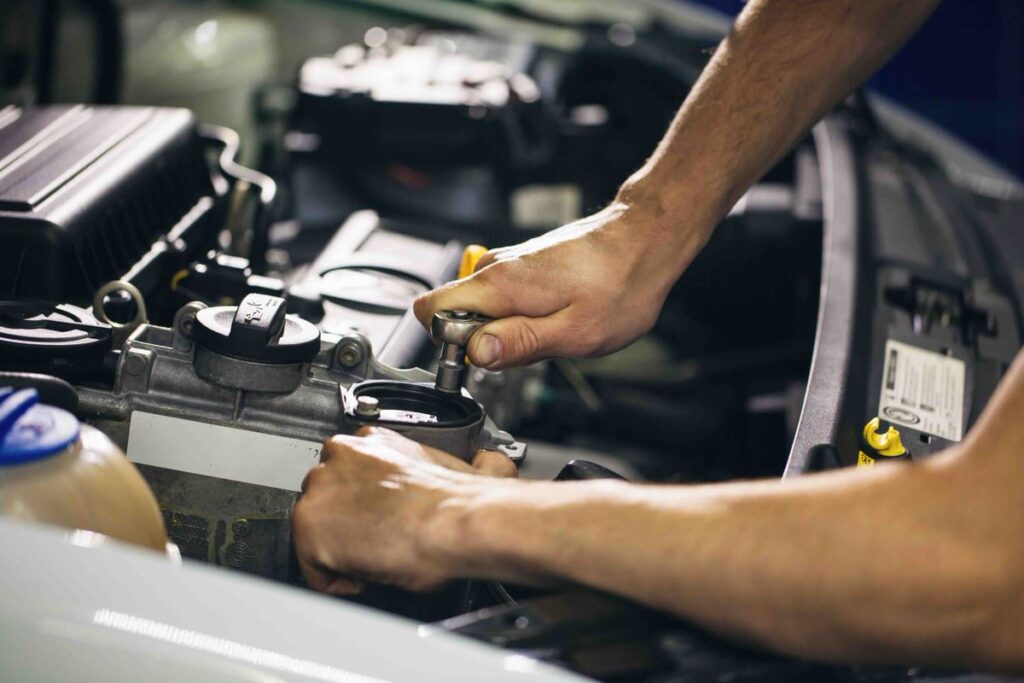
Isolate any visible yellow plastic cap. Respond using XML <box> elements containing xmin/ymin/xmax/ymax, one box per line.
<box><xmin>458</xmin><ymin>244</ymin><xmax>489</xmax><ymax>280</ymax></box>
<box><xmin>862</xmin><ymin>417</ymin><xmax>906</xmax><ymax>457</ymax></box>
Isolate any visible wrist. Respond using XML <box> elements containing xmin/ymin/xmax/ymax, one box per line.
<box><xmin>418</xmin><ymin>477</ymin><xmax>522</xmax><ymax>581</ymax></box>
<box><xmin>617</xmin><ymin>165</ymin><xmax>726</xmax><ymax>237</ymax></box>
<box><xmin>602</xmin><ymin>189</ymin><xmax>711</xmax><ymax>298</ymax></box>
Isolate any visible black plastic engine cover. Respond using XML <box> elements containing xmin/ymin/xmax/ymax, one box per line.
<box><xmin>0</xmin><ymin>105</ymin><xmax>217</xmax><ymax>303</ymax></box>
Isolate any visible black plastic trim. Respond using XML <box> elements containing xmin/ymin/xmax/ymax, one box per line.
<box><xmin>784</xmin><ymin>116</ymin><xmax>862</xmax><ymax>478</ymax></box>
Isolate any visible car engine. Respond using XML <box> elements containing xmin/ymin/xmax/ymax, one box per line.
<box><xmin>4</xmin><ymin>8</ymin><xmax>1021</xmax><ymax>681</ymax></box>
<box><xmin>0</xmin><ymin>27</ymin><xmax>825</xmax><ymax>599</ymax></box>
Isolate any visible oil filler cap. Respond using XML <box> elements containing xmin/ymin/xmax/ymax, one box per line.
<box><xmin>193</xmin><ymin>294</ymin><xmax>320</xmax><ymax>364</ymax></box>
<box><xmin>0</xmin><ymin>388</ymin><xmax>80</xmax><ymax>466</ymax></box>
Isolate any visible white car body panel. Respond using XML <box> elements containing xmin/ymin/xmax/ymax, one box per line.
<box><xmin>0</xmin><ymin>519</ymin><xmax>585</xmax><ymax>682</ymax></box>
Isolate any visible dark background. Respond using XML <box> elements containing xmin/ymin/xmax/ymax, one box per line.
<box><xmin>692</xmin><ymin>0</ymin><xmax>1024</xmax><ymax>179</ymax></box>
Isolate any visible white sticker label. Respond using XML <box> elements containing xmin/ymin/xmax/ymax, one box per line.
<box><xmin>878</xmin><ymin>340</ymin><xmax>966</xmax><ymax>441</ymax></box>
<box><xmin>127</xmin><ymin>412</ymin><xmax>321</xmax><ymax>492</ymax></box>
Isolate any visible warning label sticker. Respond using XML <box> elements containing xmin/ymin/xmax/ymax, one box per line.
<box><xmin>878</xmin><ymin>340</ymin><xmax>966</xmax><ymax>441</ymax></box>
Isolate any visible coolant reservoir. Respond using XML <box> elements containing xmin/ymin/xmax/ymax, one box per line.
<box><xmin>0</xmin><ymin>388</ymin><xmax>167</xmax><ymax>552</ymax></box>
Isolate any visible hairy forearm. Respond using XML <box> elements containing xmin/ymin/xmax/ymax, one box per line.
<box><xmin>427</xmin><ymin>356</ymin><xmax>1024</xmax><ymax>669</ymax></box>
<box><xmin>434</xmin><ymin>455</ymin><xmax>1021</xmax><ymax>669</ymax></box>
<box><xmin>621</xmin><ymin>0</ymin><xmax>940</xmax><ymax>238</ymax></box>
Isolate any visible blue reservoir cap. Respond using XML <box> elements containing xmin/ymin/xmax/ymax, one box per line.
<box><xmin>0</xmin><ymin>388</ymin><xmax>80</xmax><ymax>466</ymax></box>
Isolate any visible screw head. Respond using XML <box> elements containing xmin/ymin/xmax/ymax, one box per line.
<box><xmin>355</xmin><ymin>395</ymin><xmax>381</xmax><ymax>418</ymax></box>
<box><xmin>232</xmin><ymin>519</ymin><xmax>250</xmax><ymax>538</ymax></box>
<box><xmin>336</xmin><ymin>340</ymin><xmax>364</xmax><ymax>368</ymax></box>
<box><xmin>124</xmin><ymin>353</ymin><xmax>148</xmax><ymax>377</ymax></box>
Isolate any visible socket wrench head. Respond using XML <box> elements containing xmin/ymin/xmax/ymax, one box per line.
<box><xmin>431</xmin><ymin>310</ymin><xmax>491</xmax><ymax>346</ymax></box>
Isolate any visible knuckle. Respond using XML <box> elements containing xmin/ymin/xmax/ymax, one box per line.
<box><xmin>471</xmin><ymin>265</ymin><xmax>497</xmax><ymax>289</ymax></box>
<box><xmin>475</xmin><ymin>251</ymin><xmax>497</xmax><ymax>271</ymax></box>
<box><xmin>325</xmin><ymin>433</ymin><xmax>352</xmax><ymax>452</ymax></box>
<box><xmin>412</xmin><ymin>295</ymin><xmax>431</xmax><ymax>324</ymax></box>
<box><xmin>301</xmin><ymin>463</ymin><xmax>326</xmax><ymax>493</ymax></box>
<box><xmin>508</xmin><ymin>320</ymin><xmax>543</xmax><ymax>359</ymax></box>
<box><xmin>291</xmin><ymin>498</ymin><xmax>316</xmax><ymax>538</ymax></box>
<box><xmin>495</xmin><ymin>458</ymin><xmax>518</xmax><ymax>479</ymax></box>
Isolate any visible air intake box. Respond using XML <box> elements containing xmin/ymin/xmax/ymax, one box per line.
<box><xmin>0</xmin><ymin>105</ymin><xmax>217</xmax><ymax>303</ymax></box>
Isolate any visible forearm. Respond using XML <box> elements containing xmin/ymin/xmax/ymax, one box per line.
<box><xmin>431</xmin><ymin>451</ymin><xmax>1022</xmax><ymax>669</ymax></box>
<box><xmin>621</xmin><ymin>0</ymin><xmax>940</xmax><ymax>240</ymax></box>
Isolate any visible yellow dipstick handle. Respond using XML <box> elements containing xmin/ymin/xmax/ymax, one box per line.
<box><xmin>454</xmin><ymin>245</ymin><xmax>489</xmax><ymax>366</ymax></box>
<box><xmin>458</xmin><ymin>244</ymin><xmax>488</xmax><ymax>280</ymax></box>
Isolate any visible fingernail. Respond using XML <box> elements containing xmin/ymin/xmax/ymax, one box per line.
<box><xmin>474</xmin><ymin>334</ymin><xmax>501</xmax><ymax>367</ymax></box>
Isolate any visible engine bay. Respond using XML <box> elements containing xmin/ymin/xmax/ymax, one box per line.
<box><xmin>0</xmin><ymin>20</ymin><xmax>823</xmax><ymax>603</ymax></box>
<box><xmin>2</xmin><ymin>4</ymin><xmax>1022</xmax><ymax>681</ymax></box>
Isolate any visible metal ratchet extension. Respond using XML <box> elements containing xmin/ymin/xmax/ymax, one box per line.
<box><xmin>431</xmin><ymin>310</ymin><xmax>492</xmax><ymax>393</ymax></box>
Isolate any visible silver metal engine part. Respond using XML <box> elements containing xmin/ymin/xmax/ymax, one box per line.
<box><xmin>76</xmin><ymin>295</ymin><xmax>525</xmax><ymax>580</ymax></box>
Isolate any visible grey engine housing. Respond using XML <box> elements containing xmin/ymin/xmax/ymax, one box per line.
<box><xmin>76</xmin><ymin>294</ymin><xmax>524</xmax><ymax>581</ymax></box>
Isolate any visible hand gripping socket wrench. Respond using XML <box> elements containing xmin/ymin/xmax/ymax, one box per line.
<box><xmin>431</xmin><ymin>310</ymin><xmax>492</xmax><ymax>393</ymax></box>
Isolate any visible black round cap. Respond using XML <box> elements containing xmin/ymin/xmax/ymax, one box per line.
<box><xmin>193</xmin><ymin>294</ymin><xmax>320</xmax><ymax>364</ymax></box>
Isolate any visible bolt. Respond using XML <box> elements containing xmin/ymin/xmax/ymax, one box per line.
<box><xmin>232</xmin><ymin>519</ymin><xmax>250</xmax><ymax>538</ymax></box>
<box><xmin>355</xmin><ymin>395</ymin><xmax>381</xmax><ymax>419</ymax></box>
<box><xmin>336</xmin><ymin>340</ymin><xmax>364</xmax><ymax>369</ymax></box>
<box><xmin>179</xmin><ymin>315</ymin><xmax>194</xmax><ymax>337</ymax></box>
<box><xmin>124</xmin><ymin>352</ymin><xmax>148</xmax><ymax>377</ymax></box>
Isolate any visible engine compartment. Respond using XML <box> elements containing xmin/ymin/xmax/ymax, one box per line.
<box><xmin>4</xmin><ymin>3</ymin><xmax>1024</xmax><ymax>682</ymax></box>
<box><xmin>0</xmin><ymin>26</ymin><xmax>825</xmax><ymax>606</ymax></box>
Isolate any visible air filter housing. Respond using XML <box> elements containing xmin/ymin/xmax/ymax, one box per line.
<box><xmin>0</xmin><ymin>105</ymin><xmax>218</xmax><ymax>303</ymax></box>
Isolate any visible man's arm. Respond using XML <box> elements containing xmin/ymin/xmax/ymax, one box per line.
<box><xmin>294</xmin><ymin>350</ymin><xmax>1024</xmax><ymax>671</ymax></box>
<box><xmin>432</xmin><ymin>353</ymin><xmax>1024</xmax><ymax>670</ymax></box>
<box><xmin>296</xmin><ymin>353</ymin><xmax>1024</xmax><ymax>671</ymax></box>
<box><xmin>618</xmin><ymin>0</ymin><xmax>942</xmax><ymax>223</ymax></box>
<box><xmin>414</xmin><ymin>0</ymin><xmax>941</xmax><ymax>369</ymax></box>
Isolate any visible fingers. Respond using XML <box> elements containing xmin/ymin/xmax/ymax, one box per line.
<box><xmin>473</xmin><ymin>248</ymin><xmax>500</xmax><ymax>272</ymax></box>
<box><xmin>301</xmin><ymin>462</ymin><xmax>326</xmax><ymax>493</ymax></box>
<box><xmin>297</xmin><ymin>555</ymin><xmax>365</xmax><ymax>596</ymax></box>
<box><xmin>324</xmin><ymin>575</ymin><xmax>367</xmax><ymax>595</ymax></box>
<box><xmin>472</xmin><ymin>450</ymin><xmax>518</xmax><ymax>478</ymax></box>
<box><xmin>467</xmin><ymin>310</ymin><xmax>573</xmax><ymax>369</ymax></box>
<box><xmin>413</xmin><ymin>268</ymin><xmax>513</xmax><ymax>331</ymax></box>
<box><xmin>331</xmin><ymin>428</ymin><xmax>516</xmax><ymax>481</ymax></box>
<box><xmin>354</xmin><ymin>426</ymin><xmax>502</xmax><ymax>475</ymax></box>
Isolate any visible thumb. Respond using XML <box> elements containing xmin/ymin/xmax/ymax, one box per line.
<box><xmin>467</xmin><ymin>312</ymin><xmax>569</xmax><ymax>369</ymax></box>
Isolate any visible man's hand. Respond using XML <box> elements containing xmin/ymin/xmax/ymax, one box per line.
<box><xmin>413</xmin><ymin>202</ymin><xmax>708</xmax><ymax>370</ymax></box>
<box><xmin>292</xmin><ymin>427</ymin><xmax>516</xmax><ymax>595</ymax></box>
